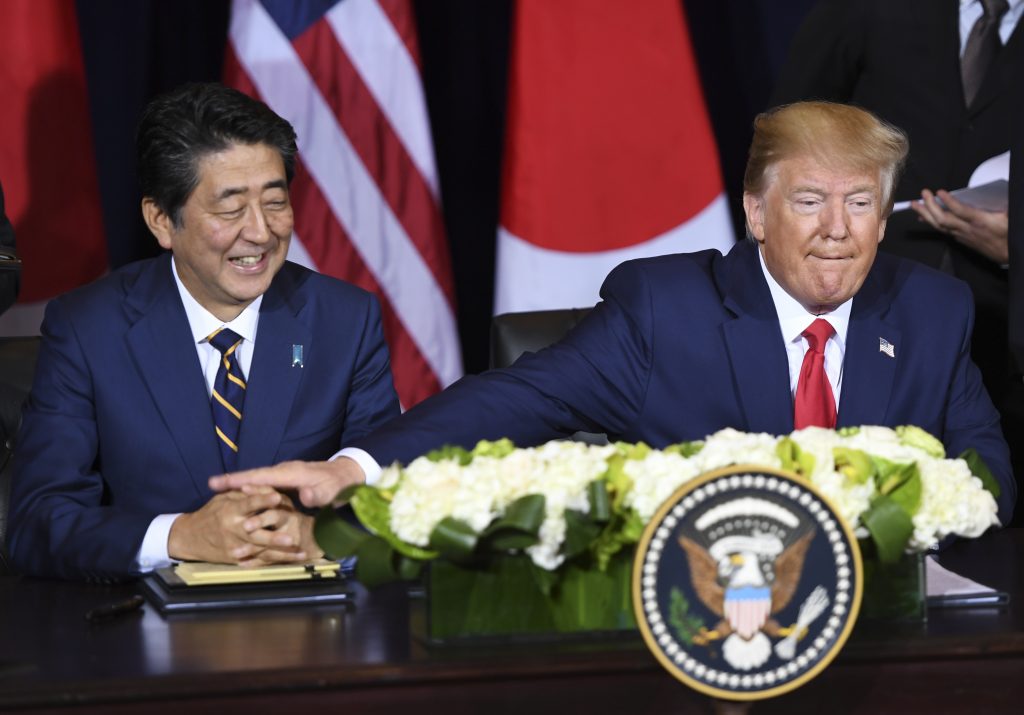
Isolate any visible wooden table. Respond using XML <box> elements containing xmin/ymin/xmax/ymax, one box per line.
<box><xmin>1</xmin><ymin>530</ymin><xmax>1021</xmax><ymax>714</ymax></box>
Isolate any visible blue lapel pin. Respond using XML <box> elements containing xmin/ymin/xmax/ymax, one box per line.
<box><xmin>292</xmin><ymin>344</ymin><xmax>304</xmax><ymax>368</ymax></box>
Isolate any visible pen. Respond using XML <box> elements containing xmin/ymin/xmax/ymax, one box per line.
<box><xmin>85</xmin><ymin>594</ymin><xmax>145</xmax><ymax>623</ymax></box>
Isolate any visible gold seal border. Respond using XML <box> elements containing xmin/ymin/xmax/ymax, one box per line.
<box><xmin>631</xmin><ymin>464</ymin><xmax>864</xmax><ymax>702</ymax></box>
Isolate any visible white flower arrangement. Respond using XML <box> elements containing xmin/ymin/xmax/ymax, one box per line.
<box><xmin>320</xmin><ymin>426</ymin><xmax>1000</xmax><ymax>581</ymax></box>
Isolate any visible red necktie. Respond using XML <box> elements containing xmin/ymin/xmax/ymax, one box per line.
<box><xmin>794</xmin><ymin>318</ymin><xmax>836</xmax><ymax>430</ymax></box>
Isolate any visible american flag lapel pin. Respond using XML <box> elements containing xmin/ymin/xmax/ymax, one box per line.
<box><xmin>879</xmin><ymin>337</ymin><xmax>895</xmax><ymax>358</ymax></box>
<box><xmin>292</xmin><ymin>344</ymin><xmax>304</xmax><ymax>368</ymax></box>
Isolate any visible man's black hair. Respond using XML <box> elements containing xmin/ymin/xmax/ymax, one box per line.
<box><xmin>137</xmin><ymin>82</ymin><xmax>297</xmax><ymax>227</ymax></box>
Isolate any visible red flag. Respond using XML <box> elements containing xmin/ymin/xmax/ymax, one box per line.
<box><xmin>494</xmin><ymin>0</ymin><xmax>733</xmax><ymax>314</ymax></box>
<box><xmin>0</xmin><ymin>0</ymin><xmax>107</xmax><ymax>331</ymax></box>
<box><xmin>226</xmin><ymin>0</ymin><xmax>461</xmax><ymax>408</ymax></box>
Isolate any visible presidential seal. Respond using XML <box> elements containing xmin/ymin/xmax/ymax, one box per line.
<box><xmin>633</xmin><ymin>465</ymin><xmax>862</xmax><ymax>701</ymax></box>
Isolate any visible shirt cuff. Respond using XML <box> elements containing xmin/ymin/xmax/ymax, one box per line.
<box><xmin>332</xmin><ymin>447</ymin><xmax>382</xmax><ymax>486</ymax></box>
<box><xmin>135</xmin><ymin>513</ymin><xmax>182</xmax><ymax>572</ymax></box>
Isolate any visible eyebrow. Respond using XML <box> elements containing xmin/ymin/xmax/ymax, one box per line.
<box><xmin>789</xmin><ymin>185</ymin><xmax>878</xmax><ymax>197</ymax></box>
<box><xmin>214</xmin><ymin>179</ymin><xmax>289</xmax><ymax>202</ymax></box>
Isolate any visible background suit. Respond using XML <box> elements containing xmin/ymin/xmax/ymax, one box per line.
<box><xmin>8</xmin><ymin>253</ymin><xmax>400</xmax><ymax>580</ymax></box>
<box><xmin>355</xmin><ymin>240</ymin><xmax>1016</xmax><ymax>524</ymax></box>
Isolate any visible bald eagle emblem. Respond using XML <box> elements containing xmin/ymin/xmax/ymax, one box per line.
<box><xmin>678</xmin><ymin>497</ymin><xmax>829</xmax><ymax>671</ymax></box>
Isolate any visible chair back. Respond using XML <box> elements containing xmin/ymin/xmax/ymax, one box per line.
<box><xmin>0</xmin><ymin>336</ymin><xmax>41</xmax><ymax>575</ymax></box>
<box><xmin>489</xmin><ymin>308</ymin><xmax>605</xmax><ymax>444</ymax></box>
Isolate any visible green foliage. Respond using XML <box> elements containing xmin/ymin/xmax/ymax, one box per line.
<box><xmin>833</xmin><ymin>446</ymin><xmax>875</xmax><ymax>485</ymax></box>
<box><xmin>668</xmin><ymin>587</ymin><xmax>705</xmax><ymax>642</ymax></box>
<box><xmin>471</xmin><ymin>438</ymin><xmax>516</xmax><ymax>459</ymax></box>
<box><xmin>663</xmin><ymin>440</ymin><xmax>704</xmax><ymax>457</ymax></box>
<box><xmin>959</xmin><ymin>448</ymin><xmax>1001</xmax><ymax>499</ymax></box>
<box><xmin>426</xmin><ymin>444</ymin><xmax>472</xmax><ymax>464</ymax></box>
<box><xmin>896</xmin><ymin>426</ymin><xmax>946</xmax><ymax>458</ymax></box>
<box><xmin>871</xmin><ymin>458</ymin><xmax>922</xmax><ymax>515</ymax></box>
<box><xmin>862</xmin><ymin>495</ymin><xmax>914</xmax><ymax>564</ymax></box>
<box><xmin>777</xmin><ymin>437</ymin><xmax>816</xmax><ymax>476</ymax></box>
<box><xmin>350</xmin><ymin>486</ymin><xmax>439</xmax><ymax>559</ymax></box>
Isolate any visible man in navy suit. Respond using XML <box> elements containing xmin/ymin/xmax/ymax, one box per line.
<box><xmin>213</xmin><ymin>101</ymin><xmax>1016</xmax><ymax>525</ymax></box>
<box><xmin>8</xmin><ymin>83</ymin><xmax>400</xmax><ymax>580</ymax></box>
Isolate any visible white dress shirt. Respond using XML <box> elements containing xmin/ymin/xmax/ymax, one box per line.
<box><xmin>959</xmin><ymin>0</ymin><xmax>1024</xmax><ymax>55</ymax></box>
<box><xmin>757</xmin><ymin>248</ymin><xmax>851</xmax><ymax>407</ymax></box>
<box><xmin>135</xmin><ymin>258</ymin><xmax>263</xmax><ymax>571</ymax></box>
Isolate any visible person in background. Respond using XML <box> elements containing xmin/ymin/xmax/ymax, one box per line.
<box><xmin>8</xmin><ymin>83</ymin><xmax>400</xmax><ymax>581</ymax></box>
<box><xmin>0</xmin><ymin>180</ymin><xmax>19</xmax><ymax>315</ymax></box>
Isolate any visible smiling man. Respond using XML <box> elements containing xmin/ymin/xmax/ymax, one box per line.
<box><xmin>8</xmin><ymin>83</ymin><xmax>400</xmax><ymax>580</ymax></box>
<box><xmin>213</xmin><ymin>101</ymin><xmax>1016</xmax><ymax>526</ymax></box>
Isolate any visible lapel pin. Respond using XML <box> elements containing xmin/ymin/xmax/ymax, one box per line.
<box><xmin>878</xmin><ymin>337</ymin><xmax>895</xmax><ymax>358</ymax></box>
<box><xmin>291</xmin><ymin>344</ymin><xmax>304</xmax><ymax>368</ymax></box>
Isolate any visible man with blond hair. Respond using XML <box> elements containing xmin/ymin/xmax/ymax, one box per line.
<box><xmin>214</xmin><ymin>101</ymin><xmax>1016</xmax><ymax>525</ymax></box>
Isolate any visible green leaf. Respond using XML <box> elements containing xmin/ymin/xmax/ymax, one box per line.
<box><xmin>313</xmin><ymin>506</ymin><xmax>369</xmax><ymax>558</ymax></box>
<box><xmin>896</xmin><ymin>425</ymin><xmax>946</xmax><ymax>458</ymax></box>
<box><xmin>777</xmin><ymin>437</ymin><xmax>816</xmax><ymax>476</ymax></box>
<box><xmin>872</xmin><ymin>458</ymin><xmax>915</xmax><ymax>496</ymax></box>
<box><xmin>425</xmin><ymin>444</ymin><xmax>472</xmax><ymax>465</ymax></box>
<box><xmin>887</xmin><ymin>464</ymin><xmax>922</xmax><ymax>515</ymax></box>
<box><xmin>837</xmin><ymin>426</ymin><xmax>861</xmax><ymax>437</ymax></box>
<box><xmin>833</xmin><ymin>446</ymin><xmax>875</xmax><ymax>485</ymax></box>
<box><xmin>353</xmin><ymin>535</ymin><xmax>421</xmax><ymax>587</ymax></box>
<box><xmin>471</xmin><ymin>438</ymin><xmax>516</xmax><ymax>459</ymax></box>
<box><xmin>663</xmin><ymin>440</ymin><xmax>704</xmax><ymax>457</ymax></box>
<box><xmin>587</xmin><ymin>480</ymin><xmax>611</xmax><ymax>523</ymax></box>
<box><xmin>527</xmin><ymin>559</ymin><xmax>559</xmax><ymax>597</ymax></box>
<box><xmin>862</xmin><ymin>495</ymin><xmax>914</xmax><ymax>564</ymax></box>
<box><xmin>481</xmin><ymin>493</ymin><xmax>545</xmax><ymax>551</ymax></box>
<box><xmin>429</xmin><ymin>517</ymin><xmax>479</xmax><ymax>562</ymax></box>
<box><xmin>350</xmin><ymin>486</ymin><xmax>438</xmax><ymax>560</ymax></box>
<box><xmin>593</xmin><ymin>509</ymin><xmax>645</xmax><ymax>571</ymax></box>
<box><xmin>958</xmin><ymin>448</ymin><xmax>1001</xmax><ymax>499</ymax></box>
<box><xmin>603</xmin><ymin>454</ymin><xmax>635</xmax><ymax>513</ymax></box>
<box><xmin>562</xmin><ymin>508</ymin><xmax>601</xmax><ymax>559</ymax></box>
<box><xmin>614</xmin><ymin>441</ymin><xmax>651</xmax><ymax>460</ymax></box>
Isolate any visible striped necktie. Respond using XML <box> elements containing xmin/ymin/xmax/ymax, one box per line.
<box><xmin>208</xmin><ymin>327</ymin><xmax>246</xmax><ymax>471</ymax></box>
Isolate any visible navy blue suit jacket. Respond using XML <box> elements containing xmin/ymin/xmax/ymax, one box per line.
<box><xmin>9</xmin><ymin>254</ymin><xmax>400</xmax><ymax>580</ymax></box>
<box><xmin>357</xmin><ymin>241</ymin><xmax>1015</xmax><ymax>523</ymax></box>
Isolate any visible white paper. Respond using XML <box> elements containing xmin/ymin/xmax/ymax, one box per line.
<box><xmin>925</xmin><ymin>554</ymin><xmax>995</xmax><ymax>596</ymax></box>
<box><xmin>891</xmin><ymin>150</ymin><xmax>1011</xmax><ymax>212</ymax></box>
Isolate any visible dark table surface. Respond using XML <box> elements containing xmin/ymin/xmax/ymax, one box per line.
<box><xmin>0</xmin><ymin>529</ymin><xmax>1022</xmax><ymax>714</ymax></box>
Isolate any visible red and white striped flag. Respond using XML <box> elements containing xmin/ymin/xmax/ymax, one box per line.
<box><xmin>494</xmin><ymin>0</ymin><xmax>734</xmax><ymax>314</ymax></box>
<box><xmin>226</xmin><ymin>0</ymin><xmax>461</xmax><ymax>408</ymax></box>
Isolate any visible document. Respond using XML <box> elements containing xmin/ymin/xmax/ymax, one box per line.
<box><xmin>925</xmin><ymin>555</ymin><xmax>1009</xmax><ymax>608</ymax></box>
<box><xmin>892</xmin><ymin>150</ymin><xmax>1010</xmax><ymax>213</ymax></box>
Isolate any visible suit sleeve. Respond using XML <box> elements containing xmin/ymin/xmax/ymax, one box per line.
<box><xmin>0</xmin><ymin>181</ymin><xmax>20</xmax><ymax>315</ymax></box>
<box><xmin>354</xmin><ymin>261</ymin><xmax>657</xmax><ymax>466</ymax></box>
<box><xmin>940</xmin><ymin>286</ymin><xmax>1017</xmax><ymax>525</ymax></box>
<box><xmin>769</xmin><ymin>0</ymin><xmax>867</xmax><ymax>106</ymax></box>
<box><xmin>336</xmin><ymin>293</ymin><xmax>402</xmax><ymax>445</ymax></box>
<box><xmin>7</xmin><ymin>298</ymin><xmax>153</xmax><ymax>580</ymax></box>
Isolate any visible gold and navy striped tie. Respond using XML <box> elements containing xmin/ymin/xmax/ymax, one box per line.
<box><xmin>207</xmin><ymin>327</ymin><xmax>246</xmax><ymax>471</ymax></box>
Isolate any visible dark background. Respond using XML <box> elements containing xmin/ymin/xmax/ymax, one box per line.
<box><xmin>73</xmin><ymin>0</ymin><xmax>818</xmax><ymax>374</ymax></box>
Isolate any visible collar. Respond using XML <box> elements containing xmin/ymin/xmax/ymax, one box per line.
<box><xmin>171</xmin><ymin>257</ymin><xmax>262</xmax><ymax>345</ymax></box>
<box><xmin>757</xmin><ymin>245</ymin><xmax>852</xmax><ymax>347</ymax></box>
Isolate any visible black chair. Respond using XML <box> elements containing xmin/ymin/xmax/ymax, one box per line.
<box><xmin>0</xmin><ymin>336</ymin><xmax>41</xmax><ymax>575</ymax></box>
<box><xmin>489</xmin><ymin>308</ymin><xmax>606</xmax><ymax>444</ymax></box>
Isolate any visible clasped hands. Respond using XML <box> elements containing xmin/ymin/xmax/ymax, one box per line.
<box><xmin>911</xmin><ymin>188</ymin><xmax>1008</xmax><ymax>265</ymax></box>
<box><xmin>168</xmin><ymin>485</ymin><xmax>323</xmax><ymax>567</ymax></box>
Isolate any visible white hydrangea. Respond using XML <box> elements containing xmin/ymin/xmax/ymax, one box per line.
<box><xmin>692</xmin><ymin>428</ymin><xmax>781</xmax><ymax>474</ymax></box>
<box><xmin>910</xmin><ymin>456</ymin><xmax>999</xmax><ymax>549</ymax></box>
<box><xmin>623</xmin><ymin>451</ymin><xmax>701</xmax><ymax>522</ymax></box>
<box><xmin>383</xmin><ymin>426</ymin><xmax>1000</xmax><ymax>570</ymax></box>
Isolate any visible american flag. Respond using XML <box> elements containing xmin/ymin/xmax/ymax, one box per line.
<box><xmin>225</xmin><ymin>0</ymin><xmax>462</xmax><ymax>408</ymax></box>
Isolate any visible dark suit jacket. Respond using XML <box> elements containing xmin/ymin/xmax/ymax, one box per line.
<box><xmin>356</xmin><ymin>241</ymin><xmax>1016</xmax><ymax>524</ymax></box>
<box><xmin>771</xmin><ymin>0</ymin><xmax>1022</xmax><ymax>402</ymax></box>
<box><xmin>8</xmin><ymin>254</ymin><xmax>400</xmax><ymax>580</ymax></box>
